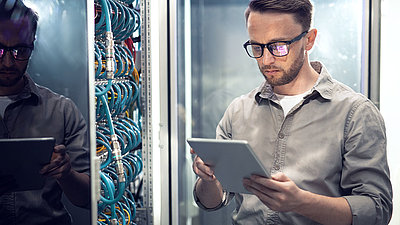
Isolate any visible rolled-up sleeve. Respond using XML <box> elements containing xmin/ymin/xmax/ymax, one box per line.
<box><xmin>342</xmin><ymin>99</ymin><xmax>392</xmax><ymax>225</ymax></box>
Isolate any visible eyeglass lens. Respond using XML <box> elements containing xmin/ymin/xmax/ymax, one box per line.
<box><xmin>0</xmin><ymin>47</ymin><xmax>32</xmax><ymax>60</ymax></box>
<box><xmin>246</xmin><ymin>42</ymin><xmax>289</xmax><ymax>58</ymax></box>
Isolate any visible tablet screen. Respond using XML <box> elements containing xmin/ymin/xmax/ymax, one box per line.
<box><xmin>188</xmin><ymin>138</ymin><xmax>270</xmax><ymax>194</ymax></box>
<box><xmin>0</xmin><ymin>137</ymin><xmax>55</xmax><ymax>192</ymax></box>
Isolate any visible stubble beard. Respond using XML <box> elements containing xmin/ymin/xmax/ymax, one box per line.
<box><xmin>0</xmin><ymin>64</ymin><xmax>27</xmax><ymax>87</ymax></box>
<box><xmin>0</xmin><ymin>73</ymin><xmax>24</xmax><ymax>87</ymax></box>
<box><xmin>259</xmin><ymin>48</ymin><xmax>305</xmax><ymax>87</ymax></box>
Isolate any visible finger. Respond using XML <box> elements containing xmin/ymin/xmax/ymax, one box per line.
<box><xmin>196</xmin><ymin>161</ymin><xmax>214</xmax><ymax>177</ymax></box>
<box><xmin>194</xmin><ymin>155</ymin><xmax>204</xmax><ymax>164</ymax></box>
<box><xmin>197</xmin><ymin>169</ymin><xmax>216</xmax><ymax>182</ymax></box>
<box><xmin>192</xmin><ymin>155</ymin><xmax>206</xmax><ymax>173</ymax></box>
<box><xmin>244</xmin><ymin>177</ymin><xmax>277</xmax><ymax>196</ymax></box>
<box><xmin>250</xmin><ymin>174</ymin><xmax>284</xmax><ymax>192</ymax></box>
<box><xmin>192</xmin><ymin>158</ymin><xmax>216</xmax><ymax>181</ymax></box>
<box><xmin>40</xmin><ymin>155</ymin><xmax>68</xmax><ymax>174</ymax></box>
<box><xmin>193</xmin><ymin>161</ymin><xmax>213</xmax><ymax>178</ymax></box>
<box><xmin>42</xmin><ymin>160</ymin><xmax>71</xmax><ymax>179</ymax></box>
<box><xmin>54</xmin><ymin>145</ymin><xmax>66</xmax><ymax>154</ymax></box>
<box><xmin>194</xmin><ymin>155</ymin><xmax>214</xmax><ymax>173</ymax></box>
<box><xmin>43</xmin><ymin>167</ymin><xmax>65</xmax><ymax>178</ymax></box>
<box><xmin>244</xmin><ymin>183</ymin><xmax>279</xmax><ymax>210</ymax></box>
<box><xmin>271</xmin><ymin>172</ymin><xmax>290</xmax><ymax>182</ymax></box>
<box><xmin>190</xmin><ymin>148</ymin><xmax>196</xmax><ymax>154</ymax></box>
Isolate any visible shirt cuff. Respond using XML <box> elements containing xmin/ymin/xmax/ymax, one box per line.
<box><xmin>193</xmin><ymin>178</ymin><xmax>232</xmax><ymax>211</ymax></box>
<box><xmin>343</xmin><ymin>195</ymin><xmax>377</xmax><ymax>225</ymax></box>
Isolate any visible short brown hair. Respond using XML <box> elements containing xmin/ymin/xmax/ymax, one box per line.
<box><xmin>245</xmin><ymin>0</ymin><xmax>313</xmax><ymax>31</ymax></box>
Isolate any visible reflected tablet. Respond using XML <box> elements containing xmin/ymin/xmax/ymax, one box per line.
<box><xmin>187</xmin><ymin>138</ymin><xmax>270</xmax><ymax>194</ymax></box>
<box><xmin>0</xmin><ymin>137</ymin><xmax>55</xmax><ymax>192</ymax></box>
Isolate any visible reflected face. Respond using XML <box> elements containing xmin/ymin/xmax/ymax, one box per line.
<box><xmin>0</xmin><ymin>17</ymin><xmax>35</xmax><ymax>88</ymax></box>
<box><xmin>247</xmin><ymin>12</ymin><xmax>306</xmax><ymax>86</ymax></box>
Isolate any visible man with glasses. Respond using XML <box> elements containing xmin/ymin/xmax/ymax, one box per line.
<box><xmin>191</xmin><ymin>0</ymin><xmax>392</xmax><ymax>224</ymax></box>
<box><xmin>0</xmin><ymin>1</ymin><xmax>90</xmax><ymax>224</ymax></box>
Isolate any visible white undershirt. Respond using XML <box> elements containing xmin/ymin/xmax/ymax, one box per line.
<box><xmin>275</xmin><ymin>90</ymin><xmax>311</xmax><ymax>117</ymax></box>
<box><xmin>0</xmin><ymin>96</ymin><xmax>16</xmax><ymax>118</ymax></box>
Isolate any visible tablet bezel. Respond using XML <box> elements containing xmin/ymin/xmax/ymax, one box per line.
<box><xmin>187</xmin><ymin>138</ymin><xmax>270</xmax><ymax>194</ymax></box>
<box><xmin>0</xmin><ymin>137</ymin><xmax>55</xmax><ymax>192</ymax></box>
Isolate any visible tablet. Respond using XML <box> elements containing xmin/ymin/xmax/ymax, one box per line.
<box><xmin>0</xmin><ymin>137</ymin><xmax>55</xmax><ymax>192</ymax></box>
<box><xmin>187</xmin><ymin>138</ymin><xmax>270</xmax><ymax>194</ymax></box>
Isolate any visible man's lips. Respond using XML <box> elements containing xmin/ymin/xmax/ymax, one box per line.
<box><xmin>0</xmin><ymin>71</ymin><xmax>18</xmax><ymax>74</ymax></box>
<box><xmin>264</xmin><ymin>69</ymin><xmax>281</xmax><ymax>75</ymax></box>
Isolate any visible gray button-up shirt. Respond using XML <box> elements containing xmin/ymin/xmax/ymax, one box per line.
<box><xmin>0</xmin><ymin>74</ymin><xmax>89</xmax><ymax>225</ymax></box>
<box><xmin>215</xmin><ymin>62</ymin><xmax>392</xmax><ymax>225</ymax></box>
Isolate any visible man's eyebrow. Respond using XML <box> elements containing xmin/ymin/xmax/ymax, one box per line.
<box><xmin>249</xmin><ymin>36</ymin><xmax>293</xmax><ymax>44</ymax></box>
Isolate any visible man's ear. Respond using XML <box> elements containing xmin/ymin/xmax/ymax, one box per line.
<box><xmin>305</xmin><ymin>28</ymin><xmax>317</xmax><ymax>51</ymax></box>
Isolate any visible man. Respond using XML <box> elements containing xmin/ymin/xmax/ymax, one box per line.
<box><xmin>191</xmin><ymin>0</ymin><xmax>392</xmax><ymax>224</ymax></box>
<box><xmin>0</xmin><ymin>1</ymin><xmax>90</xmax><ymax>224</ymax></box>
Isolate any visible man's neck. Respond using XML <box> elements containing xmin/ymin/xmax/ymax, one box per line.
<box><xmin>273</xmin><ymin>61</ymin><xmax>319</xmax><ymax>96</ymax></box>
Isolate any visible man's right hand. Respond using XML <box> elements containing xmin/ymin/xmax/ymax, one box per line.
<box><xmin>191</xmin><ymin>148</ymin><xmax>217</xmax><ymax>182</ymax></box>
<box><xmin>191</xmin><ymin>148</ymin><xmax>225</xmax><ymax>209</ymax></box>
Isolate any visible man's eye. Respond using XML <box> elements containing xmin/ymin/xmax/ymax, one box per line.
<box><xmin>252</xmin><ymin>45</ymin><xmax>262</xmax><ymax>52</ymax></box>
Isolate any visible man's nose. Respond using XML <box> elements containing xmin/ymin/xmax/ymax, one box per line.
<box><xmin>261</xmin><ymin>48</ymin><xmax>276</xmax><ymax>65</ymax></box>
<box><xmin>1</xmin><ymin>51</ymin><xmax>16</xmax><ymax>68</ymax></box>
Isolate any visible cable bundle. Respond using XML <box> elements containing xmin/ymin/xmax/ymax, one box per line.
<box><xmin>94</xmin><ymin>0</ymin><xmax>142</xmax><ymax>224</ymax></box>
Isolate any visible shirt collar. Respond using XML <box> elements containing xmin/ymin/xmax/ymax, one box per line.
<box><xmin>255</xmin><ymin>61</ymin><xmax>334</xmax><ymax>104</ymax></box>
<box><xmin>15</xmin><ymin>73</ymin><xmax>40</xmax><ymax>104</ymax></box>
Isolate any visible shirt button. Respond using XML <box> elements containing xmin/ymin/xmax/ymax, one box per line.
<box><xmin>278</xmin><ymin>133</ymin><xmax>285</xmax><ymax>139</ymax></box>
<box><xmin>274</xmin><ymin>165</ymin><xmax>280</xmax><ymax>170</ymax></box>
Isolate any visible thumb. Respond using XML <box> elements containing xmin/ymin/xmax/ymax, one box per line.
<box><xmin>54</xmin><ymin>145</ymin><xmax>66</xmax><ymax>154</ymax></box>
<box><xmin>271</xmin><ymin>172</ymin><xmax>290</xmax><ymax>182</ymax></box>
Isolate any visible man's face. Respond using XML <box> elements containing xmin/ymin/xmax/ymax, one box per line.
<box><xmin>247</xmin><ymin>12</ymin><xmax>306</xmax><ymax>87</ymax></box>
<box><xmin>0</xmin><ymin>17</ymin><xmax>35</xmax><ymax>87</ymax></box>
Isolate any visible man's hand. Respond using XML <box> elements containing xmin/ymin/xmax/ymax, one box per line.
<box><xmin>191</xmin><ymin>148</ymin><xmax>216</xmax><ymax>183</ymax></box>
<box><xmin>191</xmin><ymin>148</ymin><xmax>224</xmax><ymax>209</ymax></box>
<box><xmin>40</xmin><ymin>145</ymin><xmax>72</xmax><ymax>180</ymax></box>
<box><xmin>243</xmin><ymin>172</ymin><xmax>306</xmax><ymax>212</ymax></box>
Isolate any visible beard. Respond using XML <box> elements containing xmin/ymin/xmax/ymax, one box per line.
<box><xmin>259</xmin><ymin>47</ymin><xmax>305</xmax><ymax>86</ymax></box>
<box><xmin>0</xmin><ymin>70</ymin><xmax>25</xmax><ymax>87</ymax></box>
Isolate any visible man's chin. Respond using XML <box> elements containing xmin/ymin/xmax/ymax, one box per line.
<box><xmin>0</xmin><ymin>77</ymin><xmax>24</xmax><ymax>87</ymax></box>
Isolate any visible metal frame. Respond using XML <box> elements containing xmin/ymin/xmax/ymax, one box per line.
<box><xmin>368</xmin><ymin>0</ymin><xmax>381</xmax><ymax>108</ymax></box>
<box><xmin>163</xmin><ymin>0</ymin><xmax>176</xmax><ymax>224</ymax></box>
<box><xmin>168</xmin><ymin>0</ymin><xmax>179</xmax><ymax>223</ymax></box>
<box><xmin>139</xmin><ymin>0</ymin><xmax>154</xmax><ymax>223</ymax></box>
<box><xmin>86</xmin><ymin>0</ymin><xmax>98</xmax><ymax>223</ymax></box>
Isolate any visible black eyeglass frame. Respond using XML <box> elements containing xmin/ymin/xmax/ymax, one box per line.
<box><xmin>0</xmin><ymin>44</ymin><xmax>35</xmax><ymax>61</ymax></box>
<box><xmin>243</xmin><ymin>31</ymin><xmax>308</xmax><ymax>58</ymax></box>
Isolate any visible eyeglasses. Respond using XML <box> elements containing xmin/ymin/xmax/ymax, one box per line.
<box><xmin>243</xmin><ymin>31</ymin><xmax>308</xmax><ymax>58</ymax></box>
<box><xmin>0</xmin><ymin>45</ymin><xmax>34</xmax><ymax>61</ymax></box>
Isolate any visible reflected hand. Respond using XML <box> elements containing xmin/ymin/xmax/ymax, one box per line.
<box><xmin>191</xmin><ymin>148</ymin><xmax>216</xmax><ymax>183</ymax></box>
<box><xmin>243</xmin><ymin>172</ymin><xmax>305</xmax><ymax>212</ymax></box>
<box><xmin>40</xmin><ymin>145</ymin><xmax>72</xmax><ymax>180</ymax></box>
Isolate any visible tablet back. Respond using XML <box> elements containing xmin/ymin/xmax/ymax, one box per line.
<box><xmin>0</xmin><ymin>137</ymin><xmax>55</xmax><ymax>192</ymax></box>
<box><xmin>187</xmin><ymin>138</ymin><xmax>269</xmax><ymax>194</ymax></box>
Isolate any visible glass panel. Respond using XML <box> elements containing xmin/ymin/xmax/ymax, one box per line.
<box><xmin>176</xmin><ymin>0</ymin><xmax>365</xmax><ymax>224</ymax></box>
<box><xmin>26</xmin><ymin>1</ymin><xmax>90</xmax><ymax>120</ymax></box>
<box><xmin>381</xmin><ymin>1</ymin><xmax>400</xmax><ymax>224</ymax></box>
<box><xmin>310</xmin><ymin>0</ymin><xmax>364</xmax><ymax>93</ymax></box>
<box><xmin>25</xmin><ymin>1</ymin><xmax>91</xmax><ymax>224</ymax></box>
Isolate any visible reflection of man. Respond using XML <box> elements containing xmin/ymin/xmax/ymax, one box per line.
<box><xmin>191</xmin><ymin>0</ymin><xmax>392</xmax><ymax>224</ymax></box>
<box><xmin>0</xmin><ymin>1</ymin><xmax>90</xmax><ymax>224</ymax></box>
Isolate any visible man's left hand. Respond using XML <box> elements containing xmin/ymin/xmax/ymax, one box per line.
<box><xmin>243</xmin><ymin>172</ymin><xmax>306</xmax><ymax>212</ymax></box>
<box><xmin>40</xmin><ymin>145</ymin><xmax>72</xmax><ymax>180</ymax></box>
